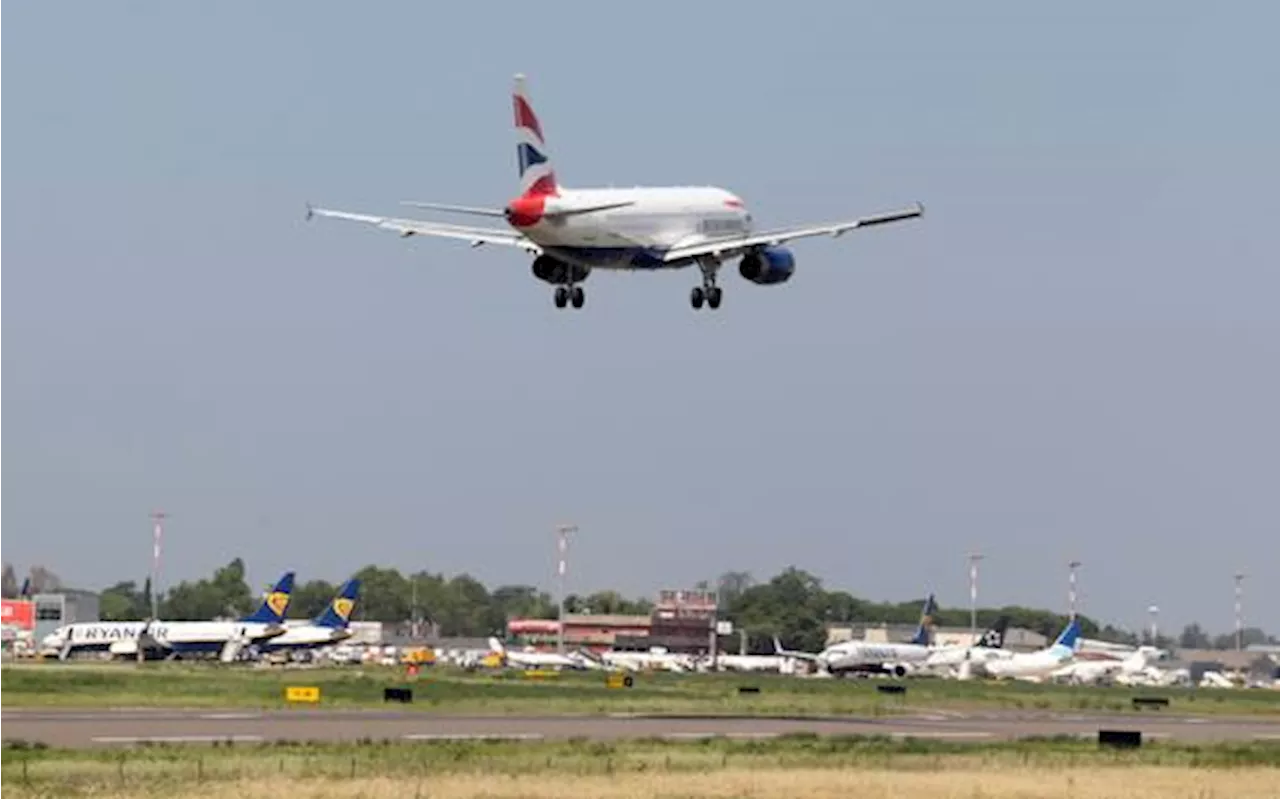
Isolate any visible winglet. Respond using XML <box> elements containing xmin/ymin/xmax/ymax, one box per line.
<box><xmin>305</xmin><ymin>202</ymin><xmax>314</xmax><ymax>222</ymax></box>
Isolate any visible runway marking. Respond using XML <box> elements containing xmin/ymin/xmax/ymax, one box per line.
<box><xmin>658</xmin><ymin>732</ymin><xmax>782</xmax><ymax>741</ymax></box>
<box><xmin>199</xmin><ymin>713</ymin><xmax>261</xmax><ymax>720</ymax></box>
<box><xmin>1253</xmin><ymin>734</ymin><xmax>1280</xmax><ymax>740</ymax></box>
<box><xmin>889</xmin><ymin>731</ymin><xmax>992</xmax><ymax>739</ymax></box>
<box><xmin>401</xmin><ymin>734</ymin><xmax>545</xmax><ymax>742</ymax></box>
<box><xmin>92</xmin><ymin>735</ymin><xmax>265</xmax><ymax>744</ymax></box>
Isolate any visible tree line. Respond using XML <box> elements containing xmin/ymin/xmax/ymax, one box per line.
<box><xmin>3</xmin><ymin>560</ymin><xmax>1271</xmax><ymax>653</ymax></box>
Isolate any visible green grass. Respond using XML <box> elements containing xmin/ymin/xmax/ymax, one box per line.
<box><xmin>4</xmin><ymin>662</ymin><xmax>1279</xmax><ymax>718</ymax></box>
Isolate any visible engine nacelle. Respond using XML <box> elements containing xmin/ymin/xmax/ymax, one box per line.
<box><xmin>738</xmin><ymin>246</ymin><xmax>796</xmax><ymax>285</ymax></box>
<box><xmin>531</xmin><ymin>255</ymin><xmax>590</xmax><ymax>286</ymax></box>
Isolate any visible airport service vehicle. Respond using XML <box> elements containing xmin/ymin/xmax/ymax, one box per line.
<box><xmin>307</xmin><ymin>75</ymin><xmax>923</xmax><ymax>310</ymax></box>
<box><xmin>41</xmin><ymin>572</ymin><xmax>296</xmax><ymax>662</ymax></box>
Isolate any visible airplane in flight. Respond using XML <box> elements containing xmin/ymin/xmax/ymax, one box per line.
<box><xmin>306</xmin><ymin>75</ymin><xmax>924</xmax><ymax>310</ymax></box>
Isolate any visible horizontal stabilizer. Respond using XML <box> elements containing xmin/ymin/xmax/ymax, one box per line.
<box><xmin>401</xmin><ymin>201</ymin><xmax>507</xmax><ymax>218</ymax></box>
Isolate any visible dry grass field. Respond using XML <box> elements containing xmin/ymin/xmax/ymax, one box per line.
<box><xmin>4</xmin><ymin>766</ymin><xmax>1278</xmax><ymax>799</ymax></box>
<box><xmin>6</xmin><ymin>737</ymin><xmax>1279</xmax><ymax>799</ymax></box>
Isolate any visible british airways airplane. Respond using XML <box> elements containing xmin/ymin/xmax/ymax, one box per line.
<box><xmin>307</xmin><ymin>75</ymin><xmax>924</xmax><ymax>310</ymax></box>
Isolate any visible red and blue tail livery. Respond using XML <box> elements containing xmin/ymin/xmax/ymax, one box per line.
<box><xmin>308</xmin><ymin>74</ymin><xmax>923</xmax><ymax>311</ymax></box>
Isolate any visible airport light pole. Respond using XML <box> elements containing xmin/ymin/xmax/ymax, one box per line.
<box><xmin>149</xmin><ymin>510</ymin><xmax>167</xmax><ymax>620</ymax></box>
<box><xmin>555</xmin><ymin>523</ymin><xmax>577</xmax><ymax>655</ymax></box>
<box><xmin>1067</xmin><ymin>560</ymin><xmax>1081</xmax><ymax>620</ymax></box>
<box><xmin>1234</xmin><ymin>572</ymin><xmax>1247</xmax><ymax>652</ymax></box>
<box><xmin>967</xmin><ymin>553</ymin><xmax>984</xmax><ymax>649</ymax></box>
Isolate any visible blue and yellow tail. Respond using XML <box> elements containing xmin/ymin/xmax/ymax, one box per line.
<box><xmin>909</xmin><ymin>593</ymin><xmax>938</xmax><ymax>645</ymax></box>
<box><xmin>313</xmin><ymin>579</ymin><xmax>361</xmax><ymax>629</ymax></box>
<box><xmin>241</xmin><ymin>571</ymin><xmax>295</xmax><ymax>624</ymax></box>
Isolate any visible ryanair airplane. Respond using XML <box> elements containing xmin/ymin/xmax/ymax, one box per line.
<box><xmin>258</xmin><ymin>578</ymin><xmax>362</xmax><ymax>654</ymax></box>
<box><xmin>40</xmin><ymin>572</ymin><xmax>295</xmax><ymax>662</ymax></box>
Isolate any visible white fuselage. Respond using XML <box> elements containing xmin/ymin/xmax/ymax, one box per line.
<box><xmin>817</xmin><ymin>641</ymin><xmax>932</xmax><ymax>673</ymax></box>
<box><xmin>42</xmin><ymin>620</ymin><xmax>282</xmax><ymax>657</ymax></box>
<box><xmin>925</xmin><ymin>644</ymin><xmax>1014</xmax><ymax>670</ymax></box>
<box><xmin>511</xmin><ymin>186</ymin><xmax>752</xmax><ymax>268</ymax></box>
<box><xmin>981</xmin><ymin>645</ymin><xmax>1075</xmax><ymax>681</ymax></box>
<box><xmin>259</xmin><ymin>623</ymin><xmax>351</xmax><ymax>651</ymax></box>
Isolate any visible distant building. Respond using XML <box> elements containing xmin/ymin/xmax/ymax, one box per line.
<box><xmin>31</xmin><ymin>590</ymin><xmax>99</xmax><ymax>642</ymax></box>
<box><xmin>507</xmin><ymin>588</ymin><xmax>718</xmax><ymax>654</ymax></box>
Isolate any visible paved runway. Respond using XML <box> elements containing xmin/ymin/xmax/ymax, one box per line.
<box><xmin>4</xmin><ymin>707</ymin><xmax>1279</xmax><ymax>747</ymax></box>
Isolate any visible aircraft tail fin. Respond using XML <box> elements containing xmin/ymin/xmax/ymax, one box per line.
<box><xmin>313</xmin><ymin>578</ymin><xmax>361</xmax><ymax>629</ymax></box>
<box><xmin>1049</xmin><ymin>618</ymin><xmax>1082</xmax><ymax>656</ymax></box>
<box><xmin>241</xmin><ymin>571</ymin><xmax>295</xmax><ymax>624</ymax></box>
<box><xmin>488</xmin><ymin>636</ymin><xmax>507</xmax><ymax>654</ymax></box>
<box><xmin>513</xmin><ymin>74</ymin><xmax>559</xmax><ymax>197</ymax></box>
<box><xmin>910</xmin><ymin>593</ymin><xmax>938</xmax><ymax>645</ymax></box>
<box><xmin>978</xmin><ymin>615</ymin><xmax>1011</xmax><ymax>649</ymax></box>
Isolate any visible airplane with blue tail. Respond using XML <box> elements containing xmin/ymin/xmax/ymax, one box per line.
<box><xmin>980</xmin><ymin>617</ymin><xmax>1082</xmax><ymax>681</ymax></box>
<box><xmin>258</xmin><ymin>578</ymin><xmax>362</xmax><ymax>653</ymax></box>
<box><xmin>40</xmin><ymin>572</ymin><xmax>296</xmax><ymax>662</ymax></box>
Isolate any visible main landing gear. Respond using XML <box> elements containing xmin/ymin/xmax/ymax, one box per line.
<box><xmin>553</xmin><ymin>285</ymin><xmax>585</xmax><ymax>309</ymax></box>
<box><xmin>690</xmin><ymin>259</ymin><xmax>723</xmax><ymax>310</ymax></box>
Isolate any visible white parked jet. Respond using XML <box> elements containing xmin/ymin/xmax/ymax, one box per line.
<box><xmin>257</xmin><ymin>578</ymin><xmax>361</xmax><ymax>654</ymax></box>
<box><xmin>41</xmin><ymin>572</ymin><xmax>296</xmax><ymax>662</ymax></box>
<box><xmin>923</xmin><ymin>615</ymin><xmax>1015</xmax><ymax>672</ymax></box>
<box><xmin>980</xmin><ymin>618</ymin><xmax>1082</xmax><ymax>682</ymax></box>
<box><xmin>307</xmin><ymin>75</ymin><xmax>923</xmax><ymax>310</ymax></box>
<box><xmin>1050</xmin><ymin>645</ymin><xmax>1165</xmax><ymax>685</ymax></box>
<box><xmin>486</xmin><ymin>636</ymin><xmax>597</xmax><ymax>670</ymax></box>
<box><xmin>776</xmin><ymin>594</ymin><xmax>938</xmax><ymax>678</ymax></box>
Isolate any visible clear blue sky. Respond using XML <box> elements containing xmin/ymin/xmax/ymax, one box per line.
<box><xmin>4</xmin><ymin>2</ymin><xmax>1277</xmax><ymax>635</ymax></box>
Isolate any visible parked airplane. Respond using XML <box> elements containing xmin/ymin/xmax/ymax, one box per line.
<box><xmin>777</xmin><ymin>594</ymin><xmax>938</xmax><ymax>678</ymax></box>
<box><xmin>257</xmin><ymin>578</ymin><xmax>361</xmax><ymax>654</ymax></box>
<box><xmin>41</xmin><ymin>572</ymin><xmax>296</xmax><ymax>662</ymax></box>
<box><xmin>598</xmin><ymin>647</ymin><xmax>697</xmax><ymax>673</ymax></box>
<box><xmin>923</xmin><ymin>615</ymin><xmax>1014</xmax><ymax>671</ymax></box>
<box><xmin>1050</xmin><ymin>645</ymin><xmax>1164</xmax><ymax>685</ymax></box>
<box><xmin>307</xmin><ymin>74</ymin><xmax>923</xmax><ymax>310</ymax></box>
<box><xmin>980</xmin><ymin>618</ymin><xmax>1082</xmax><ymax>681</ymax></box>
<box><xmin>486</xmin><ymin>636</ymin><xmax>597</xmax><ymax>670</ymax></box>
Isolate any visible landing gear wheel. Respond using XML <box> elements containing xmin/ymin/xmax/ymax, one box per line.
<box><xmin>707</xmin><ymin>286</ymin><xmax>723</xmax><ymax>309</ymax></box>
<box><xmin>690</xmin><ymin>286</ymin><xmax>705</xmax><ymax>309</ymax></box>
<box><xmin>554</xmin><ymin>287</ymin><xmax>568</xmax><ymax>308</ymax></box>
<box><xmin>570</xmin><ymin>286</ymin><xmax>585</xmax><ymax>308</ymax></box>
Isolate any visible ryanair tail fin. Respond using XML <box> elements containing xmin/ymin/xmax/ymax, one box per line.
<box><xmin>910</xmin><ymin>593</ymin><xmax>939</xmax><ymax>645</ymax></box>
<box><xmin>241</xmin><ymin>571</ymin><xmax>295</xmax><ymax>624</ymax></box>
<box><xmin>313</xmin><ymin>579</ymin><xmax>361</xmax><ymax>629</ymax></box>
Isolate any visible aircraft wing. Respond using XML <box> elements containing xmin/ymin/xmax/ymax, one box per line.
<box><xmin>662</xmin><ymin>202</ymin><xmax>924</xmax><ymax>264</ymax></box>
<box><xmin>306</xmin><ymin>205</ymin><xmax>542</xmax><ymax>254</ymax></box>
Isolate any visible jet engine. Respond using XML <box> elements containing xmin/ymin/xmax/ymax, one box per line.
<box><xmin>738</xmin><ymin>246</ymin><xmax>796</xmax><ymax>285</ymax></box>
<box><xmin>531</xmin><ymin>255</ymin><xmax>590</xmax><ymax>285</ymax></box>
